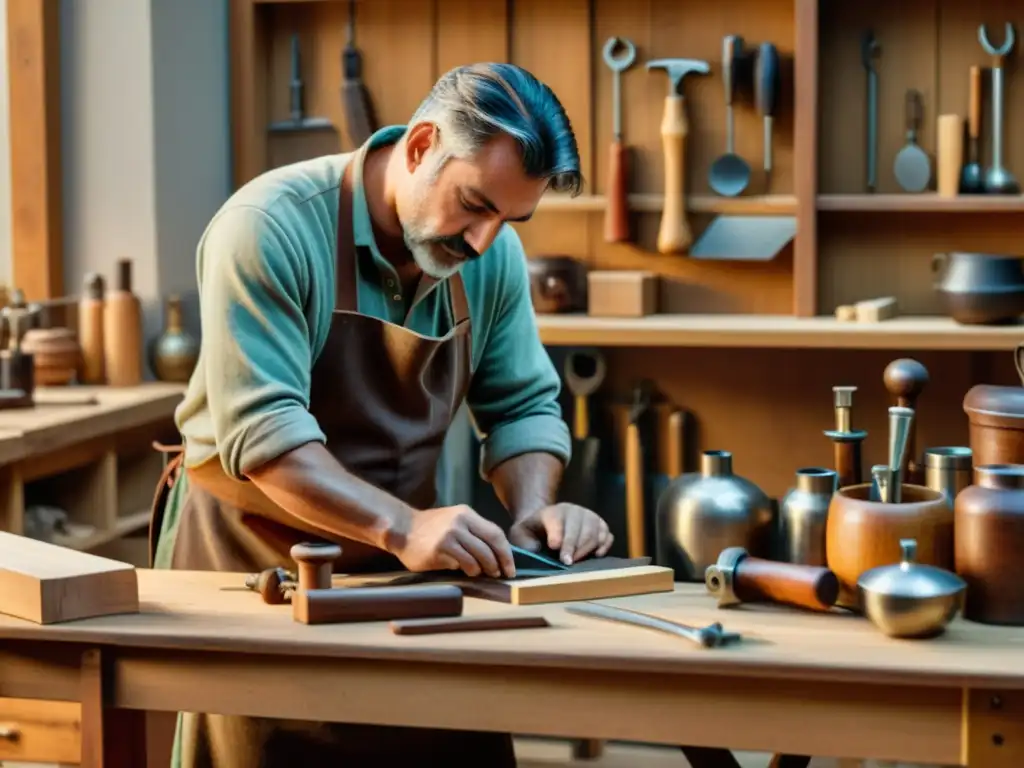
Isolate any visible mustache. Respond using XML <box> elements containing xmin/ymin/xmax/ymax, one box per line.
<box><xmin>424</xmin><ymin>234</ymin><xmax>481</xmax><ymax>261</ymax></box>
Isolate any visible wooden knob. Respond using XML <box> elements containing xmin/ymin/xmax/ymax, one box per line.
<box><xmin>883</xmin><ymin>358</ymin><xmax>929</xmax><ymax>407</ymax></box>
<box><xmin>290</xmin><ymin>542</ymin><xmax>342</xmax><ymax>591</ymax></box>
<box><xmin>245</xmin><ymin>567</ymin><xmax>294</xmax><ymax>605</ymax></box>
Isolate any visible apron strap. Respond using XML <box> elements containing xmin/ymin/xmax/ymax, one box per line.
<box><xmin>335</xmin><ymin>160</ymin><xmax>359</xmax><ymax>313</ymax></box>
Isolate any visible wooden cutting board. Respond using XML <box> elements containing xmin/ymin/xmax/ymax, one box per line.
<box><xmin>0</xmin><ymin>531</ymin><xmax>139</xmax><ymax>624</ymax></box>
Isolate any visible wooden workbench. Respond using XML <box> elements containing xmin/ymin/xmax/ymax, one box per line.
<box><xmin>1</xmin><ymin>571</ymin><xmax>1022</xmax><ymax>767</ymax></box>
<box><xmin>0</xmin><ymin>382</ymin><xmax>184</xmax><ymax>554</ymax></box>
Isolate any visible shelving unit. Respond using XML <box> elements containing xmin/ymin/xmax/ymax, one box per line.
<box><xmin>536</xmin><ymin>314</ymin><xmax>1024</xmax><ymax>351</ymax></box>
<box><xmin>0</xmin><ymin>383</ymin><xmax>184</xmax><ymax>559</ymax></box>
<box><xmin>818</xmin><ymin>194</ymin><xmax>1024</xmax><ymax>213</ymax></box>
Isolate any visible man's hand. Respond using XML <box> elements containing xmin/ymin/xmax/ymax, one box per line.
<box><xmin>392</xmin><ymin>505</ymin><xmax>516</xmax><ymax>579</ymax></box>
<box><xmin>508</xmin><ymin>503</ymin><xmax>613</xmax><ymax>566</ymax></box>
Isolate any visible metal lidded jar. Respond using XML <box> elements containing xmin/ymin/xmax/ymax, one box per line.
<box><xmin>778</xmin><ymin>467</ymin><xmax>837</xmax><ymax>566</ymax></box>
<box><xmin>857</xmin><ymin>538</ymin><xmax>966</xmax><ymax>638</ymax></box>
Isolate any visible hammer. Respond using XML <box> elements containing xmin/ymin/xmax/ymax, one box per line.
<box><xmin>646</xmin><ymin>59</ymin><xmax>710</xmax><ymax>253</ymax></box>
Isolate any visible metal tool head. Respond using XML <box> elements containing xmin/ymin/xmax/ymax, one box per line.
<box><xmin>602</xmin><ymin>37</ymin><xmax>637</xmax><ymax>72</ymax></box>
<box><xmin>646</xmin><ymin>58</ymin><xmax>711</xmax><ymax>95</ymax></box>
<box><xmin>979</xmin><ymin>22</ymin><xmax>1015</xmax><ymax>56</ymax></box>
<box><xmin>704</xmin><ymin>546</ymin><xmax>748</xmax><ymax>608</ymax></box>
<box><xmin>628</xmin><ymin>379</ymin><xmax>653</xmax><ymax>423</ymax></box>
<box><xmin>861</xmin><ymin>30</ymin><xmax>880</xmax><ymax>71</ymax></box>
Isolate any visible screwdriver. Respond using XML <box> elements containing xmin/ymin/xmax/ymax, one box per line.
<box><xmin>754</xmin><ymin>42</ymin><xmax>780</xmax><ymax>186</ymax></box>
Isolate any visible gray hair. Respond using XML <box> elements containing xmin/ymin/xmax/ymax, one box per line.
<box><xmin>409</xmin><ymin>63</ymin><xmax>583</xmax><ymax>196</ymax></box>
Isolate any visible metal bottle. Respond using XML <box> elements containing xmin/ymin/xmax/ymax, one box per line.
<box><xmin>655</xmin><ymin>450</ymin><xmax>773</xmax><ymax>581</ymax></box>
<box><xmin>778</xmin><ymin>467</ymin><xmax>837</xmax><ymax>566</ymax></box>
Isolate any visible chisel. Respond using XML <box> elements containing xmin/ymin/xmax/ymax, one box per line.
<box><xmin>341</xmin><ymin>0</ymin><xmax>377</xmax><ymax>146</ymax></box>
<box><xmin>754</xmin><ymin>42</ymin><xmax>780</xmax><ymax>186</ymax></box>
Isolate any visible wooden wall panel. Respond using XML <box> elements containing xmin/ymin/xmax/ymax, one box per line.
<box><xmin>436</xmin><ymin>0</ymin><xmax>509</xmax><ymax>72</ymax></box>
<box><xmin>7</xmin><ymin>0</ymin><xmax>63</xmax><ymax>300</ymax></box>
<box><xmin>595</xmin><ymin>346</ymin><xmax>1016</xmax><ymax>498</ymax></box>
<box><xmin>511</xmin><ymin>0</ymin><xmax>593</xmax><ymax>264</ymax></box>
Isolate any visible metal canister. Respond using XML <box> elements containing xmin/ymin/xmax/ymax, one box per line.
<box><xmin>924</xmin><ymin>447</ymin><xmax>973</xmax><ymax>504</ymax></box>
<box><xmin>778</xmin><ymin>467</ymin><xmax>838</xmax><ymax>566</ymax></box>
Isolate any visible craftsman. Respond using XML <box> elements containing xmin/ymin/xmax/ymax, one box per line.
<box><xmin>149</xmin><ymin>62</ymin><xmax>612</xmax><ymax>766</ymax></box>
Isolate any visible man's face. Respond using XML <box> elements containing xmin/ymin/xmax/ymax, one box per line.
<box><xmin>395</xmin><ymin>123</ymin><xmax>547</xmax><ymax>279</ymax></box>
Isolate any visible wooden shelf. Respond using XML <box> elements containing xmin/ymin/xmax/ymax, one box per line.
<box><xmin>54</xmin><ymin>509</ymin><xmax>150</xmax><ymax>552</ymax></box>
<box><xmin>536</xmin><ymin>314</ymin><xmax>1023</xmax><ymax>351</ymax></box>
<box><xmin>537</xmin><ymin>193</ymin><xmax>798</xmax><ymax>216</ymax></box>
<box><xmin>817</xmin><ymin>194</ymin><xmax>1024</xmax><ymax>213</ymax></box>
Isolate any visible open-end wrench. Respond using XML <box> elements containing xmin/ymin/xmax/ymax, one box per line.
<box><xmin>566</xmin><ymin>602</ymin><xmax>742</xmax><ymax>649</ymax></box>
<box><xmin>979</xmin><ymin>23</ymin><xmax>1019</xmax><ymax>193</ymax></box>
<box><xmin>602</xmin><ymin>37</ymin><xmax>637</xmax><ymax>243</ymax></box>
<box><xmin>861</xmin><ymin>31</ymin><xmax>881</xmax><ymax>192</ymax></box>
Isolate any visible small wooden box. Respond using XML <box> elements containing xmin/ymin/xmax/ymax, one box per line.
<box><xmin>0</xmin><ymin>531</ymin><xmax>139</xmax><ymax>624</ymax></box>
<box><xmin>587</xmin><ymin>271</ymin><xmax>658</xmax><ymax>318</ymax></box>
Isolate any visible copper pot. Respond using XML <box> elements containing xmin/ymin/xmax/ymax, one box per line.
<box><xmin>527</xmin><ymin>256</ymin><xmax>586</xmax><ymax>314</ymax></box>
<box><xmin>825</xmin><ymin>482</ymin><xmax>953</xmax><ymax>609</ymax></box>
<box><xmin>955</xmin><ymin>464</ymin><xmax>1024</xmax><ymax>625</ymax></box>
<box><xmin>962</xmin><ymin>343</ymin><xmax>1024</xmax><ymax>466</ymax></box>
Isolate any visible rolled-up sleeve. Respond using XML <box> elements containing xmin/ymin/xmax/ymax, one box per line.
<box><xmin>198</xmin><ymin>205</ymin><xmax>326</xmax><ymax>478</ymax></box>
<box><xmin>467</xmin><ymin>232</ymin><xmax>571</xmax><ymax>476</ymax></box>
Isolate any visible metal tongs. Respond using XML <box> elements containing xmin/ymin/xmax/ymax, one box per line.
<box><xmin>566</xmin><ymin>602</ymin><xmax>742</xmax><ymax>649</ymax></box>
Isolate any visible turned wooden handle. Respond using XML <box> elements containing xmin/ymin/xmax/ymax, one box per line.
<box><xmin>968</xmin><ymin>65</ymin><xmax>981</xmax><ymax>140</ymax></box>
<box><xmin>573</xmin><ymin>394</ymin><xmax>589</xmax><ymax>440</ymax></box>
<box><xmin>936</xmin><ymin>115</ymin><xmax>963</xmax><ymax>198</ymax></box>
<box><xmin>390</xmin><ymin>614</ymin><xmax>549</xmax><ymax>635</ymax></box>
<box><xmin>291</xmin><ymin>542</ymin><xmax>342</xmax><ymax>590</ymax></box>
<box><xmin>733</xmin><ymin>556</ymin><xmax>839</xmax><ymax>612</ymax></box>
<box><xmin>604</xmin><ymin>140</ymin><xmax>630</xmax><ymax>243</ymax></box>
<box><xmin>657</xmin><ymin>95</ymin><xmax>691</xmax><ymax>253</ymax></box>
<box><xmin>666</xmin><ymin>410</ymin><xmax>685</xmax><ymax>478</ymax></box>
<box><xmin>625</xmin><ymin>422</ymin><xmax>645</xmax><ymax>558</ymax></box>
<box><xmin>293</xmin><ymin>584</ymin><xmax>464</xmax><ymax>625</ymax></box>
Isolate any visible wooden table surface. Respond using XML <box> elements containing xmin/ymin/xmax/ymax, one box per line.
<box><xmin>2</xmin><ymin>571</ymin><xmax>1023</xmax><ymax>766</ymax></box>
<box><xmin>1</xmin><ymin>570</ymin><xmax>1022</xmax><ymax>688</ymax></box>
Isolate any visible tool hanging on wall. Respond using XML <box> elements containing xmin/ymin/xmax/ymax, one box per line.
<box><xmin>754</xmin><ymin>42</ymin><xmax>780</xmax><ymax>187</ymax></box>
<box><xmin>708</xmin><ymin>36</ymin><xmax>751</xmax><ymax>197</ymax></box>
<box><xmin>960</xmin><ymin>65</ymin><xmax>984</xmax><ymax>194</ymax></box>
<box><xmin>861</xmin><ymin>31</ymin><xmax>880</xmax><ymax>192</ymax></box>
<box><xmin>625</xmin><ymin>381</ymin><xmax>652</xmax><ymax>558</ymax></box>
<box><xmin>342</xmin><ymin>0</ymin><xmax>378</xmax><ymax>147</ymax></box>
<box><xmin>893</xmin><ymin>89</ymin><xmax>931</xmax><ymax>193</ymax></box>
<box><xmin>560</xmin><ymin>350</ymin><xmax>606</xmax><ymax>515</ymax></box>
<box><xmin>978</xmin><ymin>22</ymin><xmax>1018</xmax><ymax>194</ymax></box>
<box><xmin>270</xmin><ymin>35</ymin><xmax>334</xmax><ymax>134</ymax></box>
<box><xmin>602</xmin><ymin>37</ymin><xmax>637</xmax><ymax>244</ymax></box>
<box><xmin>646</xmin><ymin>58</ymin><xmax>710</xmax><ymax>253</ymax></box>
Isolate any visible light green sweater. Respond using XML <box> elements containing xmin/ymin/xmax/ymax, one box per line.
<box><xmin>175</xmin><ymin>126</ymin><xmax>570</xmax><ymax>480</ymax></box>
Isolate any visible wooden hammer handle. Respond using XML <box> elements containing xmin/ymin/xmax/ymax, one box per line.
<box><xmin>733</xmin><ymin>557</ymin><xmax>839</xmax><ymax>612</ymax></box>
<box><xmin>657</xmin><ymin>95</ymin><xmax>691</xmax><ymax>253</ymax></box>
<box><xmin>625</xmin><ymin>422</ymin><xmax>645</xmax><ymax>558</ymax></box>
<box><xmin>605</xmin><ymin>140</ymin><xmax>630</xmax><ymax>243</ymax></box>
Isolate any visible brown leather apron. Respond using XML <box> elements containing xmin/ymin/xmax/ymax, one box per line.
<box><xmin>149</xmin><ymin>158</ymin><xmax>516</xmax><ymax>767</ymax></box>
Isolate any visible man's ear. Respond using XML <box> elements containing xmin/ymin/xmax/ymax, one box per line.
<box><xmin>404</xmin><ymin>122</ymin><xmax>438</xmax><ymax>173</ymax></box>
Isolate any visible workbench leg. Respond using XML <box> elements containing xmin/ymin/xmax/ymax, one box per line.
<box><xmin>964</xmin><ymin>689</ymin><xmax>1024</xmax><ymax>767</ymax></box>
<box><xmin>80</xmin><ymin>648</ymin><xmax>147</xmax><ymax>768</ymax></box>
<box><xmin>571</xmin><ymin>738</ymin><xmax>604</xmax><ymax>759</ymax></box>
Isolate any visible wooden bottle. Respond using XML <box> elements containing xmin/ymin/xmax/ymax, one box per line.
<box><xmin>103</xmin><ymin>259</ymin><xmax>143</xmax><ymax>387</ymax></box>
<box><xmin>78</xmin><ymin>273</ymin><xmax>105</xmax><ymax>384</ymax></box>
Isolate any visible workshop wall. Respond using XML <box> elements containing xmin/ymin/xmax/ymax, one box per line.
<box><xmin>232</xmin><ymin>0</ymin><xmax>1024</xmax><ymax>504</ymax></box>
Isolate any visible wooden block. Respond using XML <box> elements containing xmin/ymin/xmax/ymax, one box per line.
<box><xmin>834</xmin><ymin>304</ymin><xmax>856</xmax><ymax>322</ymax></box>
<box><xmin>459</xmin><ymin>565</ymin><xmax>675</xmax><ymax>605</ymax></box>
<box><xmin>0</xmin><ymin>531</ymin><xmax>138</xmax><ymax>624</ymax></box>
<box><xmin>587</xmin><ymin>271</ymin><xmax>658</xmax><ymax>318</ymax></box>
<box><xmin>854</xmin><ymin>296</ymin><xmax>898</xmax><ymax>323</ymax></box>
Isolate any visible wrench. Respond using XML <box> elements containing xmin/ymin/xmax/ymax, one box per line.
<box><xmin>861</xmin><ymin>31</ymin><xmax>881</xmax><ymax>192</ymax></box>
<box><xmin>603</xmin><ymin>37</ymin><xmax>637</xmax><ymax>142</ymax></box>
<box><xmin>978</xmin><ymin>23</ymin><xmax>1019</xmax><ymax>193</ymax></box>
<box><xmin>566</xmin><ymin>602</ymin><xmax>742</xmax><ymax>649</ymax></box>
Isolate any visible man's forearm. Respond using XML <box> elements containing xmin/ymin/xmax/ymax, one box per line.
<box><xmin>245</xmin><ymin>442</ymin><xmax>412</xmax><ymax>552</ymax></box>
<box><xmin>490</xmin><ymin>451</ymin><xmax>563</xmax><ymax>521</ymax></box>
